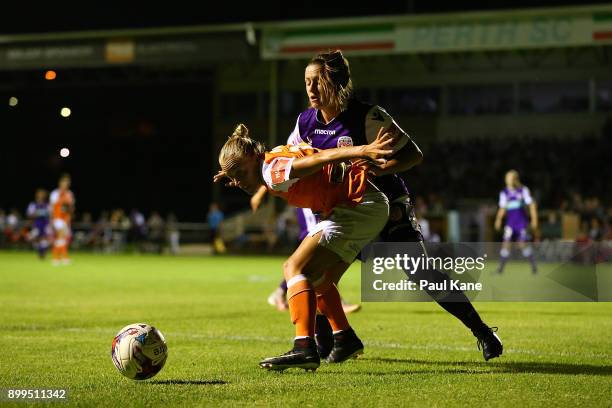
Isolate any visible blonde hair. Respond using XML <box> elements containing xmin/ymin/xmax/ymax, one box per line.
<box><xmin>505</xmin><ymin>169</ymin><xmax>522</xmax><ymax>188</ymax></box>
<box><xmin>309</xmin><ymin>49</ymin><xmax>353</xmax><ymax>112</ymax></box>
<box><xmin>219</xmin><ymin>124</ymin><xmax>265</xmax><ymax>172</ymax></box>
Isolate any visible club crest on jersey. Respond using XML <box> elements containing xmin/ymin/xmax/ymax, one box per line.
<box><xmin>337</xmin><ymin>136</ymin><xmax>353</xmax><ymax>147</ymax></box>
<box><xmin>271</xmin><ymin>159</ymin><xmax>290</xmax><ymax>184</ymax></box>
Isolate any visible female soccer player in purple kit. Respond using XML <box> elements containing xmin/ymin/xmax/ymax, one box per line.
<box><xmin>291</xmin><ymin>49</ymin><xmax>503</xmax><ymax>362</ymax></box>
<box><xmin>494</xmin><ymin>169</ymin><xmax>539</xmax><ymax>274</ymax></box>
<box><xmin>26</xmin><ymin>189</ymin><xmax>50</xmax><ymax>259</ymax></box>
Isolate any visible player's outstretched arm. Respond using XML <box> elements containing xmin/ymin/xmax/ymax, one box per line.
<box><xmin>290</xmin><ymin>127</ymin><xmax>393</xmax><ymax>179</ymax></box>
<box><xmin>251</xmin><ymin>185</ymin><xmax>268</xmax><ymax>212</ymax></box>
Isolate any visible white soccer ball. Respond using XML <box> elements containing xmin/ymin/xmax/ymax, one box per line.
<box><xmin>111</xmin><ymin>323</ymin><xmax>168</xmax><ymax>380</ymax></box>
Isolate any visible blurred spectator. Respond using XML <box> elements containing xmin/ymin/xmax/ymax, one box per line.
<box><xmin>540</xmin><ymin>212</ymin><xmax>562</xmax><ymax>240</ymax></box>
<box><xmin>89</xmin><ymin>211</ymin><xmax>112</xmax><ymax>251</ymax></box>
<box><xmin>570</xmin><ymin>193</ymin><xmax>584</xmax><ymax>214</ymax></box>
<box><xmin>588</xmin><ymin>217</ymin><xmax>603</xmax><ymax>241</ymax></box>
<box><xmin>413</xmin><ymin>196</ymin><xmax>428</xmax><ymax>215</ymax></box>
<box><xmin>7</xmin><ymin>209</ymin><xmax>20</xmax><ymax>229</ymax></box>
<box><xmin>427</xmin><ymin>193</ymin><xmax>445</xmax><ymax>214</ymax></box>
<box><xmin>4</xmin><ymin>209</ymin><xmax>23</xmax><ymax>244</ymax></box>
<box><xmin>414</xmin><ymin>199</ymin><xmax>441</xmax><ymax>242</ymax></box>
<box><xmin>129</xmin><ymin>208</ymin><xmax>148</xmax><ymax>243</ymax></box>
<box><xmin>0</xmin><ymin>209</ymin><xmax>5</xmax><ymax>246</ymax></box>
<box><xmin>574</xmin><ymin>221</ymin><xmax>595</xmax><ymax>264</ymax></box>
<box><xmin>110</xmin><ymin>209</ymin><xmax>125</xmax><ymax>228</ymax></box>
<box><xmin>605</xmin><ymin>211</ymin><xmax>612</xmax><ymax>241</ymax></box>
<box><xmin>147</xmin><ymin>211</ymin><xmax>165</xmax><ymax>250</ymax></box>
<box><xmin>109</xmin><ymin>209</ymin><xmax>129</xmax><ymax>251</ymax></box>
<box><xmin>81</xmin><ymin>212</ymin><xmax>93</xmax><ymax>228</ymax></box>
<box><xmin>207</xmin><ymin>202</ymin><xmax>226</xmax><ymax>254</ymax></box>
<box><xmin>166</xmin><ymin>213</ymin><xmax>180</xmax><ymax>255</ymax></box>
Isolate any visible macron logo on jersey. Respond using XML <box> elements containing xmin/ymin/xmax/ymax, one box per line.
<box><xmin>314</xmin><ymin>129</ymin><xmax>336</xmax><ymax>135</ymax></box>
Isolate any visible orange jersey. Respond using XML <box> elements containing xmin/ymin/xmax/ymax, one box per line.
<box><xmin>262</xmin><ymin>144</ymin><xmax>368</xmax><ymax>215</ymax></box>
<box><xmin>50</xmin><ymin>189</ymin><xmax>74</xmax><ymax>222</ymax></box>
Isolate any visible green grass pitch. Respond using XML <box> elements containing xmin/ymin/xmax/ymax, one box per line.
<box><xmin>0</xmin><ymin>252</ymin><xmax>610</xmax><ymax>407</ymax></box>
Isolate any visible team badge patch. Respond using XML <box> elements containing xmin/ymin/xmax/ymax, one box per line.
<box><xmin>271</xmin><ymin>159</ymin><xmax>290</xmax><ymax>184</ymax></box>
<box><xmin>337</xmin><ymin>136</ymin><xmax>353</xmax><ymax>147</ymax></box>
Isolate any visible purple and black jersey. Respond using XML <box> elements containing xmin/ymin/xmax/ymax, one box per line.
<box><xmin>288</xmin><ymin>99</ymin><xmax>411</xmax><ymax>202</ymax></box>
<box><xmin>27</xmin><ymin>201</ymin><xmax>50</xmax><ymax>233</ymax></box>
<box><xmin>499</xmin><ymin>186</ymin><xmax>533</xmax><ymax>241</ymax></box>
<box><xmin>499</xmin><ymin>186</ymin><xmax>533</xmax><ymax>229</ymax></box>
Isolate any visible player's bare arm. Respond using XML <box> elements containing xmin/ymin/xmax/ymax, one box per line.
<box><xmin>250</xmin><ymin>185</ymin><xmax>268</xmax><ymax>212</ymax></box>
<box><xmin>289</xmin><ymin>129</ymin><xmax>393</xmax><ymax>179</ymax></box>
<box><xmin>529</xmin><ymin>202</ymin><xmax>538</xmax><ymax>230</ymax></box>
<box><xmin>494</xmin><ymin>208</ymin><xmax>506</xmax><ymax>231</ymax></box>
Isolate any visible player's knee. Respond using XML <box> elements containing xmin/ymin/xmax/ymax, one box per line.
<box><xmin>283</xmin><ymin>259</ymin><xmax>302</xmax><ymax>281</ymax></box>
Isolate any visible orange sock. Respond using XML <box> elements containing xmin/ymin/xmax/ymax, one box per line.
<box><xmin>287</xmin><ymin>275</ymin><xmax>316</xmax><ymax>338</ymax></box>
<box><xmin>59</xmin><ymin>245</ymin><xmax>68</xmax><ymax>260</ymax></box>
<box><xmin>316</xmin><ymin>283</ymin><xmax>350</xmax><ymax>333</ymax></box>
<box><xmin>52</xmin><ymin>238</ymin><xmax>67</xmax><ymax>261</ymax></box>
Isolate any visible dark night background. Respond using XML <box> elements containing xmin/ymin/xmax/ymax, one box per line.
<box><xmin>1</xmin><ymin>1</ymin><xmax>609</xmax><ymax>221</ymax></box>
<box><xmin>1</xmin><ymin>1</ymin><xmax>610</xmax><ymax>34</ymax></box>
<box><xmin>1</xmin><ymin>68</ymin><xmax>212</xmax><ymax>220</ymax></box>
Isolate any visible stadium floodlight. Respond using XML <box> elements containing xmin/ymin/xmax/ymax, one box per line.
<box><xmin>45</xmin><ymin>70</ymin><xmax>57</xmax><ymax>80</ymax></box>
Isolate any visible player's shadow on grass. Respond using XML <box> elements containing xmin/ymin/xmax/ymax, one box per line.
<box><xmin>362</xmin><ymin>358</ymin><xmax>612</xmax><ymax>376</ymax></box>
<box><xmin>148</xmin><ymin>379</ymin><xmax>228</xmax><ymax>385</ymax></box>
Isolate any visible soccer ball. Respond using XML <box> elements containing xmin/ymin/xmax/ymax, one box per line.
<box><xmin>111</xmin><ymin>323</ymin><xmax>168</xmax><ymax>380</ymax></box>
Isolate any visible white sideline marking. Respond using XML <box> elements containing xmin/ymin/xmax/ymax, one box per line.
<box><xmin>55</xmin><ymin>327</ymin><xmax>611</xmax><ymax>360</ymax></box>
<box><xmin>247</xmin><ymin>275</ymin><xmax>272</xmax><ymax>282</ymax></box>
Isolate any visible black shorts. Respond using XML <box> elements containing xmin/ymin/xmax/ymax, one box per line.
<box><xmin>379</xmin><ymin>197</ymin><xmax>423</xmax><ymax>243</ymax></box>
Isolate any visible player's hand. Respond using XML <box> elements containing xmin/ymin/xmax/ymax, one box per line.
<box><xmin>213</xmin><ymin>170</ymin><xmax>226</xmax><ymax>183</ymax></box>
<box><xmin>361</xmin><ymin>127</ymin><xmax>394</xmax><ymax>164</ymax></box>
<box><xmin>381</xmin><ymin>125</ymin><xmax>401</xmax><ymax>148</ymax></box>
<box><xmin>213</xmin><ymin>170</ymin><xmax>239</xmax><ymax>187</ymax></box>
